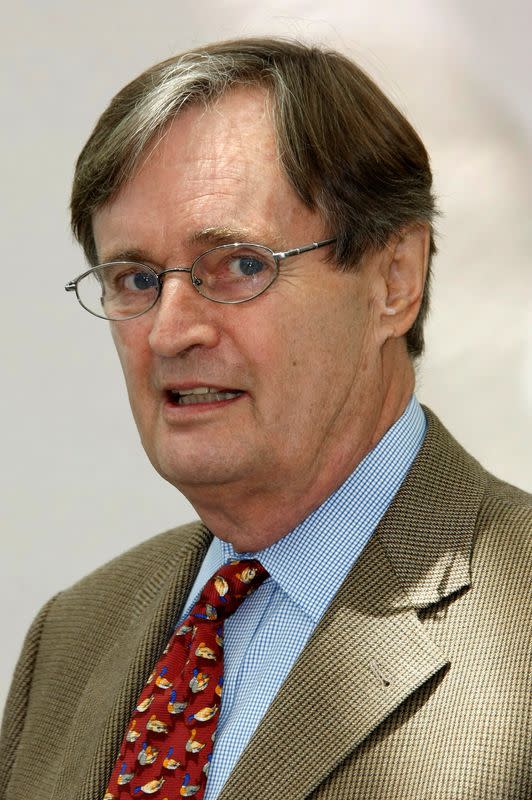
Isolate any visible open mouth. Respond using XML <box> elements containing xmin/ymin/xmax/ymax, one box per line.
<box><xmin>166</xmin><ymin>387</ymin><xmax>244</xmax><ymax>406</ymax></box>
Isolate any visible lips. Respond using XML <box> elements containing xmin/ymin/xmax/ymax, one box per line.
<box><xmin>166</xmin><ymin>386</ymin><xmax>244</xmax><ymax>406</ymax></box>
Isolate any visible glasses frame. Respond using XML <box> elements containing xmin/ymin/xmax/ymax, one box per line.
<box><xmin>65</xmin><ymin>237</ymin><xmax>337</xmax><ymax>321</ymax></box>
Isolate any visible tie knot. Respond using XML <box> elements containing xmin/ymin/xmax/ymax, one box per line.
<box><xmin>193</xmin><ymin>559</ymin><xmax>268</xmax><ymax>623</ymax></box>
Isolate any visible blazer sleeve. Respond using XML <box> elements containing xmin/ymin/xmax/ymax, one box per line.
<box><xmin>0</xmin><ymin>595</ymin><xmax>60</xmax><ymax>798</ymax></box>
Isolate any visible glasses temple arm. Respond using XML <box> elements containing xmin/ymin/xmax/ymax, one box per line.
<box><xmin>274</xmin><ymin>238</ymin><xmax>336</xmax><ymax>260</ymax></box>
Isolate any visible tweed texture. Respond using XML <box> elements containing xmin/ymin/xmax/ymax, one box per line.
<box><xmin>1</xmin><ymin>409</ymin><xmax>530</xmax><ymax>799</ymax></box>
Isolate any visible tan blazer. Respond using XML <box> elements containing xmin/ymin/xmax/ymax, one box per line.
<box><xmin>1</xmin><ymin>409</ymin><xmax>530</xmax><ymax>800</ymax></box>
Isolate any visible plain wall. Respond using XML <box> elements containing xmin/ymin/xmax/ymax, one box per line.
<box><xmin>1</xmin><ymin>0</ymin><xmax>530</xmax><ymax>710</ymax></box>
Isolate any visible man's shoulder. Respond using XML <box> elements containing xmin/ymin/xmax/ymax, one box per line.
<box><xmin>482</xmin><ymin>470</ymin><xmax>532</xmax><ymax>511</ymax></box>
<box><xmin>76</xmin><ymin>518</ymin><xmax>210</xmax><ymax>584</ymax></box>
<box><xmin>421</xmin><ymin>405</ymin><xmax>531</xmax><ymax>509</ymax></box>
<box><xmin>421</xmin><ymin>408</ymin><xmax>531</xmax><ymax>591</ymax></box>
<box><xmin>473</xmin><ymin>472</ymin><xmax>531</xmax><ymax>585</ymax></box>
<box><xmin>48</xmin><ymin>520</ymin><xmax>212</xmax><ymax>623</ymax></box>
<box><xmin>382</xmin><ymin>406</ymin><xmax>531</xmax><ymax>605</ymax></box>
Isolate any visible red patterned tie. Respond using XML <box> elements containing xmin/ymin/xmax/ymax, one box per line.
<box><xmin>103</xmin><ymin>560</ymin><xmax>268</xmax><ymax>800</ymax></box>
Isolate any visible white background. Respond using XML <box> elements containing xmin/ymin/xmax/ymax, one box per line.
<box><xmin>1</xmin><ymin>0</ymin><xmax>531</xmax><ymax>709</ymax></box>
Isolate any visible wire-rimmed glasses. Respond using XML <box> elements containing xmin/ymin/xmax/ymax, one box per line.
<box><xmin>65</xmin><ymin>238</ymin><xmax>336</xmax><ymax>321</ymax></box>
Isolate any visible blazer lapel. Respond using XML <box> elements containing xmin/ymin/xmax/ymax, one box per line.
<box><xmin>219</xmin><ymin>408</ymin><xmax>488</xmax><ymax>800</ymax></box>
<box><xmin>219</xmin><ymin>535</ymin><xmax>448</xmax><ymax>800</ymax></box>
<box><xmin>53</xmin><ymin>522</ymin><xmax>212</xmax><ymax>800</ymax></box>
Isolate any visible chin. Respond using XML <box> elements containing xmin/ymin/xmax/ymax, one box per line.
<box><xmin>152</xmin><ymin>451</ymin><xmax>248</xmax><ymax>490</ymax></box>
<box><xmin>140</xmin><ymin>420</ymin><xmax>274</xmax><ymax>492</ymax></box>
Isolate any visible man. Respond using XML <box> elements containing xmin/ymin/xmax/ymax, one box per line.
<box><xmin>1</xmin><ymin>38</ymin><xmax>530</xmax><ymax>800</ymax></box>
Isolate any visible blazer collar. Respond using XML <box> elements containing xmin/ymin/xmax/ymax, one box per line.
<box><xmin>378</xmin><ymin>405</ymin><xmax>488</xmax><ymax>608</ymax></box>
<box><xmin>218</xmin><ymin>408</ymin><xmax>489</xmax><ymax>800</ymax></box>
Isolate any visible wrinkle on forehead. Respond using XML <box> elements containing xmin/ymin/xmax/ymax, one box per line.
<box><xmin>104</xmin><ymin>89</ymin><xmax>278</xmax><ymax>214</ymax></box>
<box><xmin>141</xmin><ymin>86</ymin><xmax>277</xmax><ymax>176</ymax></box>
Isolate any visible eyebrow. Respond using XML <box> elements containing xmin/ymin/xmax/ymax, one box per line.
<box><xmin>98</xmin><ymin>248</ymin><xmax>152</xmax><ymax>265</ymax></box>
<box><xmin>98</xmin><ymin>226</ymin><xmax>287</xmax><ymax>265</ymax></box>
<box><xmin>186</xmin><ymin>226</ymin><xmax>285</xmax><ymax>252</ymax></box>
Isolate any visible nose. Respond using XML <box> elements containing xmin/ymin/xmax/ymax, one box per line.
<box><xmin>148</xmin><ymin>272</ymin><xmax>220</xmax><ymax>357</ymax></box>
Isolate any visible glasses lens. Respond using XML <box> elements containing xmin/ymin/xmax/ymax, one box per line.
<box><xmin>192</xmin><ymin>244</ymin><xmax>277</xmax><ymax>302</ymax></box>
<box><xmin>77</xmin><ymin>262</ymin><xmax>159</xmax><ymax>320</ymax></box>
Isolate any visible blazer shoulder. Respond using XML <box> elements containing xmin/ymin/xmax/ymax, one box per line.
<box><xmin>483</xmin><ymin>471</ymin><xmax>532</xmax><ymax>510</ymax></box>
<box><xmin>473</xmin><ymin>472</ymin><xmax>531</xmax><ymax>577</ymax></box>
<box><xmin>379</xmin><ymin>407</ymin><xmax>529</xmax><ymax>608</ymax></box>
<box><xmin>63</xmin><ymin>519</ymin><xmax>211</xmax><ymax>598</ymax></box>
<box><xmin>30</xmin><ymin>520</ymin><xmax>212</xmax><ymax>671</ymax></box>
<box><xmin>475</xmin><ymin>469</ymin><xmax>531</xmax><ymax>548</ymax></box>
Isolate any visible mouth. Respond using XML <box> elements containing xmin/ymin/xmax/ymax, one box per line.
<box><xmin>166</xmin><ymin>386</ymin><xmax>244</xmax><ymax>406</ymax></box>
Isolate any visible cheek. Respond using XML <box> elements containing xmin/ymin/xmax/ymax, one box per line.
<box><xmin>285</xmin><ymin>298</ymin><xmax>368</xmax><ymax>404</ymax></box>
<box><xmin>111</xmin><ymin>322</ymin><xmax>152</xmax><ymax>393</ymax></box>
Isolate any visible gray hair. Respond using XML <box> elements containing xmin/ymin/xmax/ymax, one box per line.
<box><xmin>71</xmin><ymin>37</ymin><xmax>437</xmax><ymax>357</ymax></box>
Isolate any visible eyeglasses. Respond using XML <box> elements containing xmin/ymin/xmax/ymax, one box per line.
<box><xmin>65</xmin><ymin>238</ymin><xmax>336</xmax><ymax>321</ymax></box>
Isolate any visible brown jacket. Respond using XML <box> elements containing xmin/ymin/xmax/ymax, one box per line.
<box><xmin>1</xmin><ymin>409</ymin><xmax>530</xmax><ymax>799</ymax></box>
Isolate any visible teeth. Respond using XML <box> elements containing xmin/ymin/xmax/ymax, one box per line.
<box><xmin>167</xmin><ymin>386</ymin><xmax>242</xmax><ymax>406</ymax></box>
<box><xmin>177</xmin><ymin>390</ymin><xmax>241</xmax><ymax>406</ymax></box>
<box><xmin>178</xmin><ymin>387</ymin><xmax>213</xmax><ymax>396</ymax></box>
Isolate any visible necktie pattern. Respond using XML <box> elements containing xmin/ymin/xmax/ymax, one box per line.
<box><xmin>103</xmin><ymin>559</ymin><xmax>268</xmax><ymax>799</ymax></box>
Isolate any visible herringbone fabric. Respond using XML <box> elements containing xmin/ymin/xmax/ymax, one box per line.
<box><xmin>1</xmin><ymin>410</ymin><xmax>530</xmax><ymax>800</ymax></box>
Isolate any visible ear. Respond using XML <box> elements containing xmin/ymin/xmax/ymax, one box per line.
<box><xmin>377</xmin><ymin>224</ymin><xmax>430</xmax><ymax>341</ymax></box>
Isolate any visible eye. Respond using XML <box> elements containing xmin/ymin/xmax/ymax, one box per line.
<box><xmin>121</xmin><ymin>270</ymin><xmax>158</xmax><ymax>291</ymax></box>
<box><xmin>191</xmin><ymin>245</ymin><xmax>277</xmax><ymax>302</ymax></box>
<box><xmin>227</xmin><ymin>254</ymin><xmax>266</xmax><ymax>277</ymax></box>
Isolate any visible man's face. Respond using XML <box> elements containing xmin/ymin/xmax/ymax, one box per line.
<box><xmin>93</xmin><ymin>88</ymin><xmax>385</xmax><ymax>506</ymax></box>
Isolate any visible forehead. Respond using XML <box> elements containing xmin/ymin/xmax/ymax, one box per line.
<box><xmin>92</xmin><ymin>87</ymin><xmax>324</xmax><ymax>263</ymax></box>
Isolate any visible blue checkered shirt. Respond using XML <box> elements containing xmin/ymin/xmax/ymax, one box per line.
<box><xmin>179</xmin><ymin>395</ymin><xmax>426</xmax><ymax>799</ymax></box>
